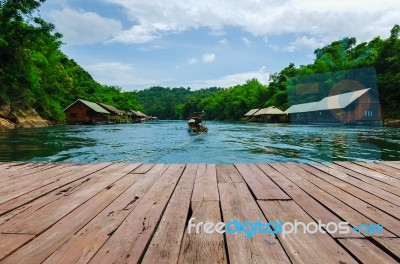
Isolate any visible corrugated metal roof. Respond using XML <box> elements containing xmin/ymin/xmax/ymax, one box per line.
<box><xmin>97</xmin><ymin>102</ymin><xmax>124</xmax><ymax>115</ymax></box>
<box><xmin>244</xmin><ymin>109</ymin><xmax>260</xmax><ymax>116</ymax></box>
<box><xmin>136</xmin><ymin>111</ymin><xmax>148</xmax><ymax>117</ymax></box>
<box><xmin>79</xmin><ymin>100</ymin><xmax>110</xmax><ymax>114</ymax></box>
<box><xmin>285</xmin><ymin>102</ymin><xmax>317</xmax><ymax>114</ymax></box>
<box><xmin>129</xmin><ymin>110</ymin><xmax>147</xmax><ymax>117</ymax></box>
<box><xmin>63</xmin><ymin>99</ymin><xmax>110</xmax><ymax>114</ymax></box>
<box><xmin>310</xmin><ymin>88</ymin><xmax>370</xmax><ymax>111</ymax></box>
<box><xmin>254</xmin><ymin>106</ymin><xmax>284</xmax><ymax>115</ymax></box>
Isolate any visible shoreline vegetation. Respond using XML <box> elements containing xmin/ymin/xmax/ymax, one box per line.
<box><xmin>0</xmin><ymin>1</ymin><xmax>399</xmax><ymax>129</ymax></box>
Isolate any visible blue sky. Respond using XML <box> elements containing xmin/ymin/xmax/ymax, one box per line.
<box><xmin>39</xmin><ymin>0</ymin><xmax>400</xmax><ymax>91</ymax></box>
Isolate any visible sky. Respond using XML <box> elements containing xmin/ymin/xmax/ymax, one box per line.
<box><xmin>38</xmin><ymin>0</ymin><xmax>400</xmax><ymax>91</ymax></box>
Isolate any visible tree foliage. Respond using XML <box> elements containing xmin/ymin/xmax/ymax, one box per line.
<box><xmin>0</xmin><ymin>0</ymin><xmax>142</xmax><ymax>120</ymax></box>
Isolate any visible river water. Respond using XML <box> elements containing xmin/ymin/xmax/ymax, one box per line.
<box><xmin>0</xmin><ymin>121</ymin><xmax>399</xmax><ymax>163</ymax></box>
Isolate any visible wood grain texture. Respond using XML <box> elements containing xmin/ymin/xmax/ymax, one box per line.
<box><xmin>258</xmin><ymin>164</ymin><xmax>361</xmax><ymax>238</ymax></box>
<box><xmin>338</xmin><ymin>238</ymin><xmax>399</xmax><ymax>264</ymax></box>
<box><xmin>88</xmin><ymin>164</ymin><xmax>185</xmax><ymax>264</ymax></box>
<box><xmin>235</xmin><ymin>164</ymin><xmax>290</xmax><ymax>200</ymax></box>
<box><xmin>44</xmin><ymin>164</ymin><xmax>168</xmax><ymax>264</ymax></box>
<box><xmin>259</xmin><ymin>200</ymin><xmax>357</xmax><ymax>264</ymax></box>
<box><xmin>219</xmin><ymin>182</ymin><xmax>291</xmax><ymax>264</ymax></box>
<box><xmin>191</xmin><ymin>164</ymin><xmax>219</xmax><ymax>201</ymax></box>
<box><xmin>178</xmin><ymin>201</ymin><xmax>227</xmax><ymax>264</ymax></box>
<box><xmin>142</xmin><ymin>164</ymin><xmax>198</xmax><ymax>264</ymax></box>
<box><xmin>269</xmin><ymin>163</ymin><xmax>394</xmax><ymax>237</ymax></box>
<box><xmin>0</xmin><ymin>162</ymin><xmax>399</xmax><ymax>263</ymax></box>
<box><xmin>285</xmin><ymin>163</ymin><xmax>400</xmax><ymax>237</ymax></box>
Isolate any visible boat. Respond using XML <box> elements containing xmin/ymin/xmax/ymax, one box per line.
<box><xmin>188</xmin><ymin>112</ymin><xmax>208</xmax><ymax>133</ymax></box>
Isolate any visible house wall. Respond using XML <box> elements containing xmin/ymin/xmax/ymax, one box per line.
<box><xmin>65</xmin><ymin>101</ymin><xmax>107</xmax><ymax>124</ymax></box>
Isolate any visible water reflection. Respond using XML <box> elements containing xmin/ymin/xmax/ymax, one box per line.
<box><xmin>0</xmin><ymin>121</ymin><xmax>399</xmax><ymax>163</ymax></box>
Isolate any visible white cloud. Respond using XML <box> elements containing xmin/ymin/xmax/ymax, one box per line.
<box><xmin>202</xmin><ymin>53</ymin><xmax>215</xmax><ymax>63</ymax></box>
<box><xmin>188</xmin><ymin>58</ymin><xmax>198</xmax><ymax>65</ymax></box>
<box><xmin>285</xmin><ymin>36</ymin><xmax>326</xmax><ymax>52</ymax></box>
<box><xmin>85</xmin><ymin>62</ymin><xmax>156</xmax><ymax>89</ymax></box>
<box><xmin>183</xmin><ymin>66</ymin><xmax>270</xmax><ymax>89</ymax></box>
<box><xmin>86</xmin><ymin>62</ymin><xmax>269</xmax><ymax>90</ymax></box>
<box><xmin>219</xmin><ymin>38</ymin><xmax>229</xmax><ymax>46</ymax></box>
<box><xmin>242</xmin><ymin>37</ymin><xmax>252</xmax><ymax>47</ymax></box>
<box><xmin>48</xmin><ymin>8</ymin><xmax>122</xmax><ymax>45</ymax></box>
<box><xmin>106</xmin><ymin>25</ymin><xmax>158</xmax><ymax>44</ymax></box>
<box><xmin>102</xmin><ymin>0</ymin><xmax>400</xmax><ymax>44</ymax></box>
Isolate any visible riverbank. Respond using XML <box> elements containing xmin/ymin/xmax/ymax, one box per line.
<box><xmin>0</xmin><ymin>107</ymin><xmax>50</xmax><ymax>129</ymax></box>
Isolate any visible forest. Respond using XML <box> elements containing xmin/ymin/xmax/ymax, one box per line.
<box><xmin>1</xmin><ymin>0</ymin><xmax>399</xmax><ymax>122</ymax></box>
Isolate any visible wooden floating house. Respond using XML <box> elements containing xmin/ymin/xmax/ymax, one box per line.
<box><xmin>285</xmin><ymin>88</ymin><xmax>384</xmax><ymax>124</ymax></box>
<box><xmin>63</xmin><ymin>99</ymin><xmax>110</xmax><ymax>124</ymax></box>
<box><xmin>254</xmin><ymin>106</ymin><xmax>285</xmax><ymax>122</ymax></box>
<box><xmin>126</xmin><ymin>110</ymin><xmax>148</xmax><ymax>123</ymax></box>
<box><xmin>243</xmin><ymin>107</ymin><xmax>286</xmax><ymax>122</ymax></box>
<box><xmin>64</xmin><ymin>99</ymin><xmax>148</xmax><ymax>124</ymax></box>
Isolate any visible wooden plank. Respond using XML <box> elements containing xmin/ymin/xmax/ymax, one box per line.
<box><xmin>43</xmin><ymin>164</ymin><xmax>168</xmax><ymax>264</ymax></box>
<box><xmin>0</xmin><ymin>163</ymin><xmax>140</xmax><ymax>234</ymax></box>
<box><xmin>0</xmin><ymin>163</ymin><xmax>111</xmax><ymax>207</ymax></box>
<box><xmin>338</xmin><ymin>238</ymin><xmax>399</xmax><ymax>264</ymax></box>
<box><xmin>0</xmin><ymin>234</ymin><xmax>34</xmax><ymax>261</ymax></box>
<box><xmin>373</xmin><ymin>238</ymin><xmax>400</xmax><ymax>257</ymax></box>
<box><xmin>218</xmin><ymin>182</ymin><xmax>290</xmax><ymax>263</ymax></box>
<box><xmin>142</xmin><ymin>164</ymin><xmax>198</xmax><ymax>263</ymax></box>
<box><xmin>131</xmin><ymin>163</ymin><xmax>154</xmax><ymax>174</ymax></box>
<box><xmin>284</xmin><ymin>163</ymin><xmax>400</xmax><ymax>237</ymax></box>
<box><xmin>178</xmin><ymin>201</ymin><xmax>227</xmax><ymax>264</ymax></box>
<box><xmin>0</xmin><ymin>163</ymin><xmax>79</xmax><ymax>193</ymax></box>
<box><xmin>259</xmin><ymin>200</ymin><xmax>357</xmax><ymax>264</ymax></box>
<box><xmin>257</xmin><ymin>164</ymin><xmax>361</xmax><ymax>238</ymax></box>
<box><xmin>335</xmin><ymin>162</ymin><xmax>400</xmax><ymax>188</ymax></box>
<box><xmin>269</xmin><ymin>163</ymin><xmax>394</xmax><ymax>237</ymax></box>
<box><xmin>356</xmin><ymin>161</ymin><xmax>400</xmax><ymax>179</ymax></box>
<box><xmin>309</xmin><ymin>163</ymin><xmax>400</xmax><ymax>206</ymax></box>
<box><xmin>216</xmin><ymin>164</ymin><xmax>244</xmax><ymax>183</ymax></box>
<box><xmin>325</xmin><ymin>163</ymin><xmax>400</xmax><ymax>196</ymax></box>
<box><xmin>0</xmin><ymin>163</ymin><xmax>66</xmax><ymax>183</ymax></box>
<box><xmin>299</xmin><ymin>164</ymin><xmax>400</xmax><ymax>219</ymax></box>
<box><xmin>89</xmin><ymin>164</ymin><xmax>185</xmax><ymax>264</ymax></box>
<box><xmin>382</xmin><ymin>161</ymin><xmax>400</xmax><ymax>170</ymax></box>
<box><xmin>235</xmin><ymin>164</ymin><xmax>290</xmax><ymax>200</ymax></box>
<box><xmin>1</xmin><ymin>165</ymin><xmax>144</xmax><ymax>264</ymax></box>
<box><xmin>0</xmin><ymin>163</ymin><xmax>110</xmax><ymax>220</ymax></box>
<box><xmin>191</xmin><ymin>164</ymin><xmax>219</xmax><ymax>201</ymax></box>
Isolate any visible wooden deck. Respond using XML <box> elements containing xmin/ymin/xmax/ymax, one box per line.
<box><xmin>0</xmin><ymin>161</ymin><xmax>399</xmax><ymax>263</ymax></box>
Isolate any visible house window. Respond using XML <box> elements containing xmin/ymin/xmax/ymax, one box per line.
<box><xmin>70</xmin><ymin>113</ymin><xmax>77</xmax><ymax>118</ymax></box>
<box><xmin>364</xmin><ymin>110</ymin><xmax>373</xmax><ymax>117</ymax></box>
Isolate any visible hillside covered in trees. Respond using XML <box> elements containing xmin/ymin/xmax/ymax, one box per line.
<box><xmin>0</xmin><ymin>0</ymin><xmax>399</xmax><ymax>123</ymax></box>
<box><xmin>0</xmin><ymin>0</ymin><xmax>143</xmax><ymax>122</ymax></box>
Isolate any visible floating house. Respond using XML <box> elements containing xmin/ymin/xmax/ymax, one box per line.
<box><xmin>244</xmin><ymin>109</ymin><xmax>260</xmax><ymax>117</ymax></box>
<box><xmin>96</xmin><ymin>102</ymin><xmax>126</xmax><ymax>123</ymax></box>
<box><xmin>243</xmin><ymin>107</ymin><xmax>285</xmax><ymax>122</ymax></box>
<box><xmin>254</xmin><ymin>106</ymin><xmax>285</xmax><ymax>122</ymax></box>
<box><xmin>127</xmin><ymin>110</ymin><xmax>148</xmax><ymax>123</ymax></box>
<box><xmin>285</xmin><ymin>88</ymin><xmax>383</xmax><ymax>124</ymax></box>
<box><xmin>64</xmin><ymin>99</ymin><xmax>110</xmax><ymax>124</ymax></box>
<box><xmin>96</xmin><ymin>103</ymin><xmax>124</xmax><ymax>116</ymax></box>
